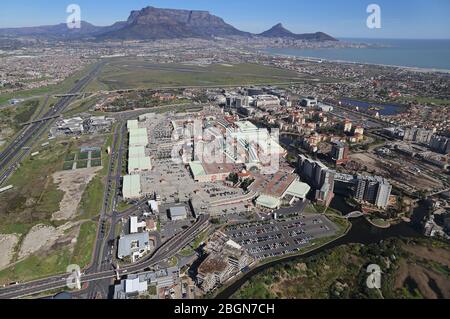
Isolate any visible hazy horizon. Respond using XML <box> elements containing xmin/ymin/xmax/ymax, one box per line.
<box><xmin>0</xmin><ymin>0</ymin><xmax>449</xmax><ymax>39</ymax></box>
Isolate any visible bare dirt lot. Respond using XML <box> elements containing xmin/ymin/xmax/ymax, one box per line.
<box><xmin>18</xmin><ymin>222</ymin><xmax>82</xmax><ymax>260</ymax></box>
<box><xmin>52</xmin><ymin>166</ymin><xmax>102</xmax><ymax>221</ymax></box>
<box><xmin>0</xmin><ymin>234</ymin><xmax>20</xmax><ymax>270</ymax></box>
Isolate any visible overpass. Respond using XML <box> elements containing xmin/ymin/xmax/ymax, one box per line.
<box><xmin>20</xmin><ymin>115</ymin><xmax>60</xmax><ymax>126</ymax></box>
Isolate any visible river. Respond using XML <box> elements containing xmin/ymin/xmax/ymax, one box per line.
<box><xmin>215</xmin><ymin>194</ymin><xmax>430</xmax><ymax>299</ymax></box>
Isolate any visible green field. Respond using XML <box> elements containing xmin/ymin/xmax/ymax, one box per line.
<box><xmin>71</xmin><ymin>221</ymin><xmax>97</xmax><ymax>268</ymax></box>
<box><xmin>0</xmin><ymin>142</ymin><xmax>68</xmax><ymax>235</ymax></box>
<box><xmin>0</xmin><ymin>221</ymin><xmax>98</xmax><ymax>285</ymax></box>
<box><xmin>86</xmin><ymin>59</ymin><xmax>308</xmax><ymax>91</ymax></box>
<box><xmin>77</xmin><ymin>176</ymin><xmax>104</xmax><ymax>219</ymax></box>
<box><xmin>233</xmin><ymin>238</ymin><xmax>450</xmax><ymax>299</ymax></box>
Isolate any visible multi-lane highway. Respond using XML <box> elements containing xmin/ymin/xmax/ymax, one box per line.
<box><xmin>0</xmin><ymin>214</ymin><xmax>209</xmax><ymax>299</ymax></box>
<box><xmin>0</xmin><ymin>62</ymin><xmax>104</xmax><ymax>186</ymax></box>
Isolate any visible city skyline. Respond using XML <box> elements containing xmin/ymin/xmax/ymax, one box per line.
<box><xmin>0</xmin><ymin>0</ymin><xmax>450</xmax><ymax>39</ymax></box>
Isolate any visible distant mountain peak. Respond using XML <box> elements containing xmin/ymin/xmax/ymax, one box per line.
<box><xmin>259</xmin><ymin>24</ymin><xmax>337</xmax><ymax>41</ymax></box>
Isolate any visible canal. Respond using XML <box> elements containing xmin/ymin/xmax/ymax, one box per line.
<box><xmin>215</xmin><ymin>196</ymin><xmax>431</xmax><ymax>299</ymax></box>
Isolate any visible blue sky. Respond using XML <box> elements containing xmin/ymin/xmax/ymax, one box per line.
<box><xmin>1</xmin><ymin>0</ymin><xmax>449</xmax><ymax>39</ymax></box>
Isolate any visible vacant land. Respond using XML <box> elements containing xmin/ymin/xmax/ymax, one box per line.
<box><xmin>0</xmin><ymin>98</ymin><xmax>43</xmax><ymax>151</ymax></box>
<box><xmin>86</xmin><ymin>59</ymin><xmax>308</xmax><ymax>91</ymax></box>
<box><xmin>0</xmin><ymin>234</ymin><xmax>20</xmax><ymax>269</ymax></box>
<box><xmin>52</xmin><ymin>166</ymin><xmax>102</xmax><ymax>221</ymax></box>
<box><xmin>233</xmin><ymin>238</ymin><xmax>450</xmax><ymax>299</ymax></box>
<box><xmin>0</xmin><ymin>131</ymin><xmax>111</xmax><ymax>281</ymax></box>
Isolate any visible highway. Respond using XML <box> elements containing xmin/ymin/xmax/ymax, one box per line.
<box><xmin>0</xmin><ymin>62</ymin><xmax>105</xmax><ymax>186</ymax></box>
<box><xmin>0</xmin><ymin>214</ymin><xmax>210</xmax><ymax>299</ymax></box>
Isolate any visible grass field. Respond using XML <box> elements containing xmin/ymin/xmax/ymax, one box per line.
<box><xmin>77</xmin><ymin>176</ymin><xmax>104</xmax><ymax>220</ymax></box>
<box><xmin>86</xmin><ymin>59</ymin><xmax>307</xmax><ymax>91</ymax></box>
<box><xmin>71</xmin><ymin>221</ymin><xmax>97</xmax><ymax>268</ymax></box>
<box><xmin>0</xmin><ymin>142</ymin><xmax>68</xmax><ymax>235</ymax></box>
<box><xmin>0</xmin><ymin>221</ymin><xmax>98</xmax><ymax>284</ymax></box>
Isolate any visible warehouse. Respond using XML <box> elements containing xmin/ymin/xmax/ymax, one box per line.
<box><xmin>123</xmin><ymin>174</ymin><xmax>142</xmax><ymax>200</ymax></box>
<box><xmin>169</xmin><ymin>206</ymin><xmax>188</xmax><ymax>221</ymax></box>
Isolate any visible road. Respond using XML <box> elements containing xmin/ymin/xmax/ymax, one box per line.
<box><xmin>0</xmin><ymin>214</ymin><xmax>209</xmax><ymax>299</ymax></box>
<box><xmin>0</xmin><ymin>61</ymin><xmax>105</xmax><ymax>186</ymax></box>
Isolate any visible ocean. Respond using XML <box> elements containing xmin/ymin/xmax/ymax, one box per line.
<box><xmin>263</xmin><ymin>39</ymin><xmax>450</xmax><ymax>71</ymax></box>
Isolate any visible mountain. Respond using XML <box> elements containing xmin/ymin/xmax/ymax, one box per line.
<box><xmin>259</xmin><ymin>23</ymin><xmax>297</xmax><ymax>38</ymax></box>
<box><xmin>259</xmin><ymin>23</ymin><xmax>337</xmax><ymax>41</ymax></box>
<box><xmin>0</xmin><ymin>7</ymin><xmax>336</xmax><ymax>42</ymax></box>
<box><xmin>0</xmin><ymin>21</ymin><xmax>105</xmax><ymax>39</ymax></box>
<box><xmin>98</xmin><ymin>6</ymin><xmax>251</xmax><ymax>40</ymax></box>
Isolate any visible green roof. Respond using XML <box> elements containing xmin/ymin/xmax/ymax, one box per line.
<box><xmin>285</xmin><ymin>181</ymin><xmax>311</xmax><ymax>199</ymax></box>
<box><xmin>129</xmin><ymin>128</ymin><xmax>147</xmax><ymax>137</ymax></box>
<box><xmin>128</xmin><ymin>157</ymin><xmax>152</xmax><ymax>172</ymax></box>
<box><xmin>123</xmin><ymin>175</ymin><xmax>141</xmax><ymax>199</ymax></box>
<box><xmin>128</xmin><ymin>146</ymin><xmax>146</xmax><ymax>158</ymax></box>
<box><xmin>256</xmin><ymin>194</ymin><xmax>281</xmax><ymax>209</ymax></box>
<box><xmin>189</xmin><ymin>161</ymin><xmax>206</xmax><ymax>178</ymax></box>
<box><xmin>127</xmin><ymin>120</ymin><xmax>139</xmax><ymax>130</ymax></box>
<box><xmin>129</xmin><ymin>134</ymin><xmax>148</xmax><ymax>147</ymax></box>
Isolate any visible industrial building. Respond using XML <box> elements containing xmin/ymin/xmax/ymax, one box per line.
<box><xmin>169</xmin><ymin>206</ymin><xmax>188</xmax><ymax>221</ymax></box>
<box><xmin>123</xmin><ymin>174</ymin><xmax>142</xmax><ymax>200</ymax></box>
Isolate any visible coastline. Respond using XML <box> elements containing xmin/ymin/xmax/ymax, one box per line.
<box><xmin>260</xmin><ymin>49</ymin><xmax>450</xmax><ymax>74</ymax></box>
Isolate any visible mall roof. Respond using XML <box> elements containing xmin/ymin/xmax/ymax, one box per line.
<box><xmin>129</xmin><ymin>134</ymin><xmax>148</xmax><ymax>147</ymax></box>
<box><xmin>189</xmin><ymin>161</ymin><xmax>206</xmax><ymax>178</ymax></box>
<box><xmin>127</xmin><ymin>120</ymin><xmax>139</xmax><ymax>131</ymax></box>
<box><xmin>256</xmin><ymin>194</ymin><xmax>281</xmax><ymax>209</ymax></box>
<box><xmin>285</xmin><ymin>181</ymin><xmax>311</xmax><ymax>199</ymax></box>
<box><xmin>123</xmin><ymin>174</ymin><xmax>141</xmax><ymax>199</ymax></box>
<box><xmin>128</xmin><ymin>157</ymin><xmax>152</xmax><ymax>173</ymax></box>
<box><xmin>128</xmin><ymin>146</ymin><xmax>146</xmax><ymax>158</ymax></box>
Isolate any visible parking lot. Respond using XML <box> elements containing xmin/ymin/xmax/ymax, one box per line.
<box><xmin>225</xmin><ymin>212</ymin><xmax>337</xmax><ymax>260</ymax></box>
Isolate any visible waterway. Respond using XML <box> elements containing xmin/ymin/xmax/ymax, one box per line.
<box><xmin>339</xmin><ymin>98</ymin><xmax>404</xmax><ymax>116</ymax></box>
<box><xmin>215</xmin><ymin>195</ymin><xmax>430</xmax><ymax>299</ymax></box>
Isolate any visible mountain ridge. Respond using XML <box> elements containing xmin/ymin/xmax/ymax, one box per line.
<box><xmin>0</xmin><ymin>6</ymin><xmax>337</xmax><ymax>42</ymax></box>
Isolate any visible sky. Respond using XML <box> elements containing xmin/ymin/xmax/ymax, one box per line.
<box><xmin>0</xmin><ymin>0</ymin><xmax>449</xmax><ymax>39</ymax></box>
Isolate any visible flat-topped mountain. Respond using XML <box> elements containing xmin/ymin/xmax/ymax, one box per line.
<box><xmin>0</xmin><ymin>7</ymin><xmax>337</xmax><ymax>42</ymax></box>
<box><xmin>98</xmin><ymin>6</ymin><xmax>250</xmax><ymax>40</ymax></box>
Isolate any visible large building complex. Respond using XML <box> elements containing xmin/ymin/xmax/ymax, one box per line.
<box><xmin>298</xmin><ymin>155</ymin><xmax>335</xmax><ymax>206</ymax></box>
<box><xmin>334</xmin><ymin>173</ymin><xmax>392</xmax><ymax>209</ymax></box>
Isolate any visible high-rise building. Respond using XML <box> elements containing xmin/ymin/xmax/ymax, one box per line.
<box><xmin>403</xmin><ymin>127</ymin><xmax>435</xmax><ymax>145</ymax></box>
<box><xmin>430</xmin><ymin>135</ymin><xmax>450</xmax><ymax>154</ymax></box>
<box><xmin>330</xmin><ymin>141</ymin><xmax>349</xmax><ymax>165</ymax></box>
<box><xmin>298</xmin><ymin>155</ymin><xmax>335</xmax><ymax>206</ymax></box>
<box><xmin>355</xmin><ymin>175</ymin><xmax>392</xmax><ymax>209</ymax></box>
